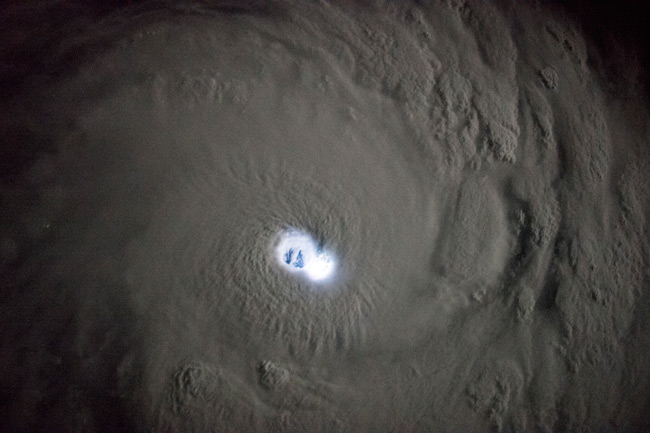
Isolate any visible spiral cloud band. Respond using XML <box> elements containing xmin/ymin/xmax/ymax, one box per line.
<box><xmin>0</xmin><ymin>1</ymin><xmax>649</xmax><ymax>432</ymax></box>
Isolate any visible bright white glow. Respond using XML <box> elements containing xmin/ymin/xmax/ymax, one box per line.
<box><xmin>275</xmin><ymin>229</ymin><xmax>335</xmax><ymax>281</ymax></box>
<box><xmin>304</xmin><ymin>254</ymin><xmax>335</xmax><ymax>281</ymax></box>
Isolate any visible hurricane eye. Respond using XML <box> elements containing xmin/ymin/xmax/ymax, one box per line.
<box><xmin>275</xmin><ymin>229</ymin><xmax>335</xmax><ymax>281</ymax></box>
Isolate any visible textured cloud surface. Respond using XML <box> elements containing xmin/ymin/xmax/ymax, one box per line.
<box><xmin>1</xmin><ymin>1</ymin><xmax>649</xmax><ymax>432</ymax></box>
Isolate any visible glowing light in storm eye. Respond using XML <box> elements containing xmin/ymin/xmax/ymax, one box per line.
<box><xmin>275</xmin><ymin>229</ymin><xmax>335</xmax><ymax>281</ymax></box>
